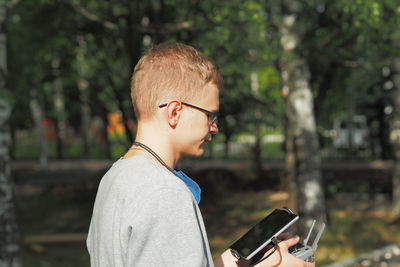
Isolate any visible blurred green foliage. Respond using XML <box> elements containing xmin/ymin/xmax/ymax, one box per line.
<box><xmin>5</xmin><ymin>0</ymin><xmax>400</xmax><ymax>160</ymax></box>
<box><xmin>9</xmin><ymin>0</ymin><xmax>397</xmax><ymax>224</ymax></box>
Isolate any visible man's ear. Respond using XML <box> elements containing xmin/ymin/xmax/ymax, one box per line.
<box><xmin>165</xmin><ymin>101</ymin><xmax>182</xmax><ymax>128</ymax></box>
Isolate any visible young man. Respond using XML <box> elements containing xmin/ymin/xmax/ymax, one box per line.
<box><xmin>87</xmin><ymin>42</ymin><xmax>315</xmax><ymax>267</ymax></box>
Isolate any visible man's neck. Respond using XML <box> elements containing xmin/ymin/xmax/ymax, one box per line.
<box><xmin>124</xmin><ymin>121</ymin><xmax>180</xmax><ymax>169</ymax></box>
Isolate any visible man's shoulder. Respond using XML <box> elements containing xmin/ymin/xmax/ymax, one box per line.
<box><xmin>105</xmin><ymin>155</ymin><xmax>189</xmax><ymax>195</ymax></box>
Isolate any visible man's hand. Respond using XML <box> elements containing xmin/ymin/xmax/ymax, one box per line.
<box><xmin>214</xmin><ymin>236</ymin><xmax>316</xmax><ymax>267</ymax></box>
<box><xmin>253</xmin><ymin>236</ymin><xmax>315</xmax><ymax>267</ymax></box>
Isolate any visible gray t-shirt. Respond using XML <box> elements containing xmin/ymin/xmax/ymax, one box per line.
<box><xmin>87</xmin><ymin>155</ymin><xmax>214</xmax><ymax>267</ymax></box>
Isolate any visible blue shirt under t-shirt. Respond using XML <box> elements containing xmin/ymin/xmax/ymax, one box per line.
<box><xmin>173</xmin><ymin>169</ymin><xmax>201</xmax><ymax>204</ymax></box>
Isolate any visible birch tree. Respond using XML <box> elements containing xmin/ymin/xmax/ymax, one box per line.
<box><xmin>29</xmin><ymin>88</ymin><xmax>47</xmax><ymax>166</ymax></box>
<box><xmin>0</xmin><ymin>0</ymin><xmax>21</xmax><ymax>266</ymax></box>
<box><xmin>279</xmin><ymin>0</ymin><xmax>326</xmax><ymax>226</ymax></box>
<box><xmin>390</xmin><ymin>31</ymin><xmax>400</xmax><ymax>216</ymax></box>
<box><xmin>76</xmin><ymin>35</ymin><xmax>91</xmax><ymax>157</ymax></box>
<box><xmin>52</xmin><ymin>57</ymin><xmax>67</xmax><ymax>159</ymax></box>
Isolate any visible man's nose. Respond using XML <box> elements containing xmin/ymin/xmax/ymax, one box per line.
<box><xmin>210</xmin><ymin>122</ymin><xmax>218</xmax><ymax>135</ymax></box>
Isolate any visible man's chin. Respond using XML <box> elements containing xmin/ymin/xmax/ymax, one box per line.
<box><xmin>194</xmin><ymin>149</ymin><xmax>205</xmax><ymax>157</ymax></box>
<box><xmin>184</xmin><ymin>148</ymin><xmax>205</xmax><ymax>157</ymax></box>
<box><xmin>196</xmin><ymin>149</ymin><xmax>205</xmax><ymax>156</ymax></box>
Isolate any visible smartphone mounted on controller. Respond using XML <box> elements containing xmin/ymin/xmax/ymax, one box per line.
<box><xmin>229</xmin><ymin>207</ymin><xmax>326</xmax><ymax>264</ymax></box>
<box><xmin>229</xmin><ymin>207</ymin><xmax>299</xmax><ymax>262</ymax></box>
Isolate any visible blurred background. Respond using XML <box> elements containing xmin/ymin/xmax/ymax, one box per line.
<box><xmin>1</xmin><ymin>0</ymin><xmax>400</xmax><ymax>266</ymax></box>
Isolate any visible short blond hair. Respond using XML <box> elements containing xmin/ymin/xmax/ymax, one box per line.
<box><xmin>131</xmin><ymin>42</ymin><xmax>223</xmax><ymax>120</ymax></box>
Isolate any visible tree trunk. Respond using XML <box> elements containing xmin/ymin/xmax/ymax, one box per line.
<box><xmin>283</xmin><ymin>114</ymin><xmax>297</xmax><ymax>206</ymax></box>
<box><xmin>52</xmin><ymin>57</ymin><xmax>66</xmax><ymax>159</ymax></box>
<box><xmin>76</xmin><ymin>35</ymin><xmax>91</xmax><ymax>158</ymax></box>
<box><xmin>251</xmin><ymin>71</ymin><xmax>263</xmax><ymax>180</ymax></box>
<box><xmin>0</xmin><ymin>100</ymin><xmax>21</xmax><ymax>267</ymax></box>
<box><xmin>0</xmin><ymin>1</ymin><xmax>21</xmax><ymax>265</ymax></box>
<box><xmin>346</xmin><ymin>84</ymin><xmax>355</xmax><ymax>158</ymax></box>
<box><xmin>390</xmin><ymin>56</ymin><xmax>400</xmax><ymax>217</ymax></box>
<box><xmin>29</xmin><ymin>88</ymin><xmax>48</xmax><ymax>166</ymax></box>
<box><xmin>101</xmin><ymin>113</ymin><xmax>112</xmax><ymax>159</ymax></box>
<box><xmin>377</xmin><ymin>99</ymin><xmax>389</xmax><ymax>159</ymax></box>
<box><xmin>253</xmin><ymin>118</ymin><xmax>263</xmax><ymax>180</ymax></box>
<box><xmin>280</xmin><ymin>0</ymin><xmax>326</xmax><ymax>228</ymax></box>
<box><xmin>224</xmin><ymin>133</ymin><xmax>231</xmax><ymax>159</ymax></box>
<box><xmin>79</xmin><ymin>81</ymin><xmax>91</xmax><ymax>157</ymax></box>
<box><xmin>9</xmin><ymin>123</ymin><xmax>15</xmax><ymax>160</ymax></box>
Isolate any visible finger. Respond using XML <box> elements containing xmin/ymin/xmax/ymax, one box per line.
<box><xmin>279</xmin><ymin>235</ymin><xmax>300</xmax><ymax>249</ymax></box>
<box><xmin>277</xmin><ymin>231</ymin><xmax>290</xmax><ymax>240</ymax></box>
<box><xmin>305</xmin><ymin>261</ymin><xmax>316</xmax><ymax>267</ymax></box>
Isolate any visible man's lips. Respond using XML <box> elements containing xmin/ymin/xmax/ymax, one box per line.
<box><xmin>201</xmin><ymin>139</ymin><xmax>212</xmax><ymax>147</ymax></box>
<box><xmin>204</xmin><ymin>138</ymin><xmax>212</xmax><ymax>144</ymax></box>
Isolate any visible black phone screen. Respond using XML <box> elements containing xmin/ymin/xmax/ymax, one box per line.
<box><xmin>230</xmin><ymin>208</ymin><xmax>298</xmax><ymax>260</ymax></box>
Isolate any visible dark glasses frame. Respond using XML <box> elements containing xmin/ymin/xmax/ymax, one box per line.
<box><xmin>158</xmin><ymin>102</ymin><xmax>218</xmax><ymax>125</ymax></box>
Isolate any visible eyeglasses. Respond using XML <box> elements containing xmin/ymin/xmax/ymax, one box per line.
<box><xmin>158</xmin><ymin>102</ymin><xmax>218</xmax><ymax>125</ymax></box>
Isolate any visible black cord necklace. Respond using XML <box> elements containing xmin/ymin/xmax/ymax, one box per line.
<box><xmin>132</xmin><ymin>141</ymin><xmax>202</xmax><ymax>204</ymax></box>
<box><xmin>132</xmin><ymin>141</ymin><xmax>174</xmax><ymax>173</ymax></box>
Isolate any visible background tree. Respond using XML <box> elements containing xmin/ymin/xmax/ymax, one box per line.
<box><xmin>279</xmin><ymin>0</ymin><xmax>326</xmax><ymax>226</ymax></box>
<box><xmin>391</xmin><ymin>50</ymin><xmax>400</xmax><ymax>217</ymax></box>
<box><xmin>0</xmin><ymin>0</ymin><xmax>21</xmax><ymax>266</ymax></box>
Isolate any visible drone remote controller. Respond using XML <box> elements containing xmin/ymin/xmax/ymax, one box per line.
<box><xmin>289</xmin><ymin>220</ymin><xmax>326</xmax><ymax>262</ymax></box>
